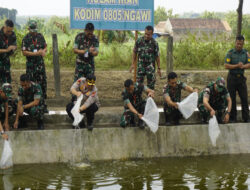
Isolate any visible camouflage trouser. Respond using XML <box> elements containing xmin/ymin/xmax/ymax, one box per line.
<box><xmin>0</xmin><ymin>58</ymin><xmax>11</xmax><ymax>84</ymax></box>
<box><xmin>24</xmin><ymin>105</ymin><xmax>44</xmax><ymax>120</ymax></box>
<box><xmin>26</xmin><ymin>61</ymin><xmax>47</xmax><ymax>99</ymax></box>
<box><xmin>198</xmin><ymin>102</ymin><xmax>227</xmax><ymax>122</ymax></box>
<box><xmin>136</xmin><ymin>63</ymin><xmax>156</xmax><ymax>90</ymax></box>
<box><xmin>74</xmin><ymin>61</ymin><xmax>94</xmax><ymax>82</ymax></box>
<box><xmin>120</xmin><ymin>101</ymin><xmax>146</xmax><ymax>127</ymax></box>
<box><xmin>0</xmin><ymin>99</ymin><xmax>17</xmax><ymax>119</ymax></box>
<box><xmin>163</xmin><ymin>103</ymin><xmax>181</xmax><ymax>123</ymax></box>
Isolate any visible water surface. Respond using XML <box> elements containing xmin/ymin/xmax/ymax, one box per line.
<box><xmin>1</xmin><ymin>154</ymin><xmax>250</xmax><ymax>189</ymax></box>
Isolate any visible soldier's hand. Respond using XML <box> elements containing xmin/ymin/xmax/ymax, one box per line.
<box><xmin>1</xmin><ymin>133</ymin><xmax>8</xmax><ymax>140</ymax></box>
<box><xmin>148</xmin><ymin>91</ymin><xmax>154</xmax><ymax>98</ymax></box>
<box><xmin>223</xmin><ymin>113</ymin><xmax>230</xmax><ymax>123</ymax></box>
<box><xmin>210</xmin><ymin>109</ymin><xmax>215</xmax><ymax>117</ymax></box>
<box><xmin>238</xmin><ymin>62</ymin><xmax>243</xmax><ymax>68</ymax></box>
<box><xmin>129</xmin><ymin>64</ymin><xmax>134</xmax><ymax>73</ymax></box>
<box><xmin>173</xmin><ymin>102</ymin><xmax>178</xmax><ymax>109</ymax></box>
<box><xmin>194</xmin><ymin>88</ymin><xmax>199</xmax><ymax>93</ymax></box>
<box><xmin>138</xmin><ymin>113</ymin><xmax>143</xmax><ymax>119</ymax></box>
<box><xmin>3</xmin><ymin>121</ymin><xmax>10</xmax><ymax>131</ymax></box>
<box><xmin>75</xmin><ymin>91</ymin><xmax>82</xmax><ymax>97</ymax></box>
<box><xmin>38</xmin><ymin>49</ymin><xmax>43</xmax><ymax>56</ymax></box>
<box><xmin>157</xmin><ymin>68</ymin><xmax>162</xmax><ymax>77</ymax></box>
<box><xmin>89</xmin><ymin>46</ymin><xmax>95</xmax><ymax>53</ymax></box>
<box><xmin>7</xmin><ymin>45</ymin><xmax>16</xmax><ymax>52</ymax></box>
<box><xmin>13</xmin><ymin>121</ymin><xmax>18</xmax><ymax>129</ymax></box>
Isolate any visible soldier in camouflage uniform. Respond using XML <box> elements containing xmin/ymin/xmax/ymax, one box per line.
<box><xmin>130</xmin><ymin>25</ymin><xmax>161</xmax><ymax>90</ymax></box>
<box><xmin>21</xmin><ymin>20</ymin><xmax>48</xmax><ymax>112</ymax></box>
<box><xmin>73</xmin><ymin>23</ymin><xmax>99</xmax><ymax>81</ymax></box>
<box><xmin>120</xmin><ymin>79</ymin><xmax>154</xmax><ymax>129</ymax></box>
<box><xmin>0</xmin><ymin>20</ymin><xmax>17</xmax><ymax>84</ymax></box>
<box><xmin>224</xmin><ymin>35</ymin><xmax>250</xmax><ymax>123</ymax></box>
<box><xmin>0</xmin><ymin>83</ymin><xmax>16</xmax><ymax>131</ymax></box>
<box><xmin>163</xmin><ymin>72</ymin><xmax>197</xmax><ymax>125</ymax></box>
<box><xmin>198</xmin><ymin>77</ymin><xmax>232</xmax><ymax>124</ymax></box>
<box><xmin>14</xmin><ymin>74</ymin><xmax>45</xmax><ymax>130</ymax></box>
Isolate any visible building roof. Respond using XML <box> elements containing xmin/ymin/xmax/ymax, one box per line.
<box><xmin>154</xmin><ymin>21</ymin><xmax>167</xmax><ymax>33</ymax></box>
<box><xmin>168</xmin><ymin>18</ymin><xmax>231</xmax><ymax>31</ymax></box>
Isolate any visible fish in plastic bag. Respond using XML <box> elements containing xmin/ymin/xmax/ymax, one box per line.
<box><xmin>71</xmin><ymin>94</ymin><xmax>84</xmax><ymax>127</ymax></box>
<box><xmin>142</xmin><ymin>97</ymin><xmax>159</xmax><ymax>133</ymax></box>
<box><xmin>0</xmin><ymin>140</ymin><xmax>13</xmax><ymax>169</ymax></box>
<box><xmin>177</xmin><ymin>92</ymin><xmax>198</xmax><ymax>119</ymax></box>
<box><xmin>208</xmin><ymin>115</ymin><xmax>221</xmax><ymax>147</ymax></box>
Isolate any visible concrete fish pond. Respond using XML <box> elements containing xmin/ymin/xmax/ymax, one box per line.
<box><xmin>0</xmin><ymin>108</ymin><xmax>250</xmax><ymax>164</ymax></box>
<box><xmin>1</xmin><ymin>108</ymin><xmax>250</xmax><ymax>189</ymax></box>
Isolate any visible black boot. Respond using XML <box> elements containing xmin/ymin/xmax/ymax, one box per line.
<box><xmin>37</xmin><ymin>119</ymin><xmax>44</xmax><ymax>130</ymax></box>
<box><xmin>87</xmin><ymin>122</ymin><xmax>93</xmax><ymax>131</ymax></box>
<box><xmin>44</xmin><ymin>104</ymin><xmax>49</xmax><ymax>114</ymax></box>
<box><xmin>78</xmin><ymin>119</ymin><xmax>86</xmax><ymax>129</ymax></box>
<box><xmin>138</xmin><ymin>119</ymin><xmax>145</xmax><ymax>129</ymax></box>
<box><xmin>130</xmin><ymin>116</ymin><xmax>136</xmax><ymax>127</ymax></box>
<box><xmin>18</xmin><ymin>117</ymin><xmax>27</xmax><ymax>128</ymax></box>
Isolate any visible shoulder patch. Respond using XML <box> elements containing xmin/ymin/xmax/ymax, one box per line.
<box><xmin>91</xmin><ymin>91</ymin><xmax>96</xmax><ymax>97</ymax></box>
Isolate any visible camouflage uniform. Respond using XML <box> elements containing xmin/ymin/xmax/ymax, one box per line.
<box><xmin>17</xmin><ymin>82</ymin><xmax>44</xmax><ymax>120</ymax></box>
<box><xmin>0</xmin><ymin>27</ymin><xmax>16</xmax><ymax>84</ymax></box>
<box><xmin>134</xmin><ymin>36</ymin><xmax>159</xmax><ymax>90</ymax></box>
<box><xmin>120</xmin><ymin>82</ymin><xmax>147</xmax><ymax>127</ymax></box>
<box><xmin>0</xmin><ymin>83</ymin><xmax>16</xmax><ymax>119</ymax></box>
<box><xmin>163</xmin><ymin>81</ymin><xmax>186</xmax><ymax>123</ymax></box>
<box><xmin>198</xmin><ymin>81</ymin><xmax>230</xmax><ymax>122</ymax></box>
<box><xmin>74</xmin><ymin>33</ymin><xmax>99</xmax><ymax>81</ymax></box>
<box><xmin>21</xmin><ymin>30</ymin><xmax>47</xmax><ymax>99</ymax></box>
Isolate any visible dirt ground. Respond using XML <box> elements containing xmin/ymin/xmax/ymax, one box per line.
<box><xmin>10</xmin><ymin>69</ymin><xmax>250</xmax><ymax>105</ymax></box>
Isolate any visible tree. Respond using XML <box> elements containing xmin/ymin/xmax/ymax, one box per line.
<box><xmin>154</xmin><ymin>8</ymin><xmax>178</xmax><ymax>25</ymax></box>
<box><xmin>200</xmin><ymin>11</ymin><xmax>219</xmax><ymax>19</ymax></box>
<box><xmin>237</xmin><ymin>0</ymin><xmax>243</xmax><ymax>35</ymax></box>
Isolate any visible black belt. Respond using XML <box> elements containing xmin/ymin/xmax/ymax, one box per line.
<box><xmin>229</xmin><ymin>73</ymin><xmax>244</xmax><ymax>78</ymax></box>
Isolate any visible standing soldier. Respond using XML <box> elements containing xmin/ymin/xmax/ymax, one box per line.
<box><xmin>0</xmin><ymin>83</ymin><xmax>16</xmax><ymax>131</ymax></box>
<box><xmin>130</xmin><ymin>25</ymin><xmax>161</xmax><ymax>90</ymax></box>
<box><xmin>0</xmin><ymin>19</ymin><xmax>17</xmax><ymax>84</ymax></box>
<box><xmin>21</xmin><ymin>20</ymin><xmax>48</xmax><ymax>112</ymax></box>
<box><xmin>225</xmin><ymin>35</ymin><xmax>250</xmax><ymax>123</ymax></box>
<box><xmin>14</xmin><ymin>74</ymin><xmax>45</xmax><ymax>130</ymax></box>
<box><xmin>163</xmin><ymin>72</ymin><xmax>197</xmax><ymax>125</ymax></box>
<box><xmin>198</xmin><ymin>77</ymin><xmax>232</xmax><ymax>124</ymax></box>
<box><xmin>120</xmin><ymin>79</ymin><xmax>154</xmax><ymax>129</ymax></box>
<box><xmin>73</xmin><ymin>22</ymin><xmax>99</xmax><ymax>81</ymax></box>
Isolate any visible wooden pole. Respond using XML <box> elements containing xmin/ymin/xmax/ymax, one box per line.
<box><xmin>133</xmin><ymin>31</ymin><xmax>138</xmax><ymax>82</ymax></box>
<box><xmin>52</xmin><ymin>34</ymin><xmax>61</xmax><ymax>97</ymax></box>
<box><xmin>167</xmin><ymin>36</ymin><xmax>173</xmax><ymax>74</ymax></box>
<box><xmin>237</xmin><ymin>0</ymin><xmax>243</xmax><ymax>36</ymax></box>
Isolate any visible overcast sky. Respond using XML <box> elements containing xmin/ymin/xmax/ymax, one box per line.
<box><xmin>0</xmin><ymin>0</ymin><xmax>249</xmax><ymax>16</ymax></box>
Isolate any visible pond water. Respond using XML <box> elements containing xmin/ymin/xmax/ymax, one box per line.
<box><xmin>1</xmin><ymin>154</ymin><xmax>250</xmax><ymax>189</ymax></box>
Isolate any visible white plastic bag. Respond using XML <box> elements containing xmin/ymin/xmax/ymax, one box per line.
<box><xmin>142</xmin><ymin>97</ymin><xmax>159</xmax><ymax>133</ymax></box>
<box><xmin>71</xmin><ymin>94</ymin><xmax>84</xmax><ymax>127</ymax></box>
<box><xmin>208</xmin><ymin>115</ymin><xmax>221</xmax><ymax>147</ymax></box>
<box><xmin>0</xmin><ymin>140</ymin><xmax>13</xmax><ymax>169</ymax></box>
<box><xmin>177</xmin><ymin>92</ymin><xmax>198</xmax><ymax>119</ymax></box>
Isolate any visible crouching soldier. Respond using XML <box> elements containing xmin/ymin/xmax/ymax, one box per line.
<box><xmin>120</xmin><ymin>79</ymin><xmax>154</xmax><ymax>129</ymax></box>
<box><xmin>198</xmin><ymin>77</ymin><xmax>232</xmax><ymax>124</ymax></box>
<box><xmin>66</xmin><ymin>74</ymin><xmax>100</xmax><ymax>131</ymax></box>
<box><xmin>13</xmin><ymin>74</ymin><xmax>45</xmax><ymax>130</ymax></box>
<box><xmin>163</xmin><ymin>72</ymin><xmax>197</xmax><ymax>125</ymax></box>
<box><xmin>0</xmin><ymin>83</ymin><xmax>16</xmax><ymax>131</ymax></box>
